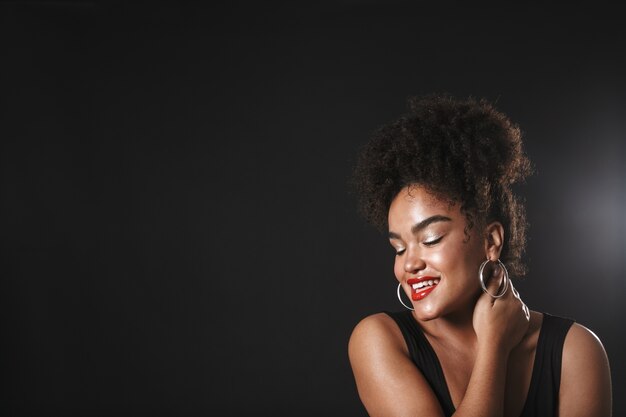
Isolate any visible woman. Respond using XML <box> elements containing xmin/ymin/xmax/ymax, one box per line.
<box><xmin>348</xmin><ymin>95</ymin><xmax>612</xmax><ymax>417</ymax></box>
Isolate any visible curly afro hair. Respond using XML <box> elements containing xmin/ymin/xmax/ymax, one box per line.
<box><xmin>352</xmin><ymin>94</ymin><xmax>533</xmax><ymax>278</ymax></box>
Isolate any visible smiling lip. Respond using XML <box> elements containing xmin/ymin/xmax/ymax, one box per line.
<box><xmin>407</xmin><ymin>276</ymin><xmax>439</xmax><ymax>301</ymax></box>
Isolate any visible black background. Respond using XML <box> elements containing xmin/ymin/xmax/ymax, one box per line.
<box><xmin>1</xmin><ymin>1</ymin><xmax>625</xmax><ymax>416</ymax></box>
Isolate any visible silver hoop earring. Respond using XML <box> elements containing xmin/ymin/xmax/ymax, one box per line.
<box><xmin>478</xmin><ymin>259</ymin><xmax>509</xmax><ymax>298</ymax></box>
<box><xmin>397</xmin><ymin>283</ymin><xmax>414</xmax><ymax>311</ymax></box>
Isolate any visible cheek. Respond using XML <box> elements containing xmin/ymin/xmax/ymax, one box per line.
<box><xmin>427</xmin><ymin>250</ymin><xmax>445</xmax><ymax>268</ymax></box>
<box><xmin>429</xmin><ymin>244</ymin><xmax>474</xmax><ymax>277</ymax></box>
<box><xmin>459</xmin><ymin>239</ymin><xmax>485</xmax><ymax>268</ymax></box>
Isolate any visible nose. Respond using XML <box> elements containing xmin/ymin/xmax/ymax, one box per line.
<box><xmin>403</xmin><ymin>247</ymin><xmax>426</xmax><ymax>274</ymax></box>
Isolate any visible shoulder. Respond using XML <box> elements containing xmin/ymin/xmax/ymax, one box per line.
<box><xmin>562</xmin><ymin>322</ymin><xmax>606</xmax><ymax>352</ymax></box>
<box><xmin>559</xmin><ymin>322</ymin><xmax>612</xmax><ymax>417</ymax></box>
<box><xmin>561</xmin><ymin>322</ymin><xmax>610</xmax><ymax>373</ymax></box>
<box><xmin>348</xmin><ymin>313</ymin><xmax>407</xmax><ymax>359</ymax></box>
<box><xmin>348</xmin><ymin>313</ymin><xmax>444</xmax><ymax>417</ymax></box>
<box><xmin>562</xmin><ymin>322</ymin><xmax>610</xmax><ymax>370</ymax></box>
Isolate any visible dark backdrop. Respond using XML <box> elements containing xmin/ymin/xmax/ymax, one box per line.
<box><xmin>1</xmin><ymin>2</ymin><xmax>624</xmax><ymax>416</ymax></box>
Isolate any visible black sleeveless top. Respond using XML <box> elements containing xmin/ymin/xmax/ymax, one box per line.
<box><xmin>385</xmin><ymin>311</ymin><xmax>574</xmax><ymax>417</ymax></box>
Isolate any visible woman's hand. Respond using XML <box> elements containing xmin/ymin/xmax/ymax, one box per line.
<box><xmin>472</xmin><ymin>265</ymin><xmax>530</xmax><ymax>354</ymax></box>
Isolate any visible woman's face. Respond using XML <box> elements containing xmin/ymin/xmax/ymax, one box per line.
<box><xmin>388</xmin><ymin>185</ymin><xmax>486</xmax><ymax>320</ymax></box>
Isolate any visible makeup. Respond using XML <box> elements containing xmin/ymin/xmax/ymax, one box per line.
<box><xmin>407</xmin><ymin>277</ymin><xmax>440</xmax><ymax>301</ymax></box>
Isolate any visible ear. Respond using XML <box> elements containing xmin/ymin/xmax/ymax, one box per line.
<box><xmin>483</xmin><ymin>222</ymin><xmax>504</xmax><ymax>261</ymax></box>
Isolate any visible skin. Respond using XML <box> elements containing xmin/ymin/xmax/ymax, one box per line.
<box><xmin>348</xmin><ymin>185</ymin><xmax>612</xmax><ymax>417</ymax></box>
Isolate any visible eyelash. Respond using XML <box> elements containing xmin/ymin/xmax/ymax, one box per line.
<box><xmin>394</xmin><ymin>236</ymin><xmax>443</xmax><ymax>255</ymax></box>
<box><xmin>423</xmin><ymin>236</ymin><xmax>443</xmax><ymax>247</ymax></box>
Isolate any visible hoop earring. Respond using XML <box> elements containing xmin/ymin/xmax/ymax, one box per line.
<box><xmin>397</xmin><ymin>283</ymin><xmax>414</xmax><ymax>311</ymax></box>
<box><xmin>478</xmin><ymin>259</ymin><xmax>509</xmax><ymax>299</ymax></box>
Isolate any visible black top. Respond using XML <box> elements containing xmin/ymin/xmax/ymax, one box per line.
<box><xmin>385</xmin><ymin>311</ymin><xmax>574</xmax><ymax>417</ymax></box>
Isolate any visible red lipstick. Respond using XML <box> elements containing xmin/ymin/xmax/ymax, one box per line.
<box><xmin>407</xmin><ymin>276</ymin><xmax>440</xmax><ymax>301</ymax></box>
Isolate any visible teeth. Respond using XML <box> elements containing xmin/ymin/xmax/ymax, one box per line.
<box><xmin>411</xmin><ymin>279</ymin><xmax>440</xmax><ymax>291</ymax></box>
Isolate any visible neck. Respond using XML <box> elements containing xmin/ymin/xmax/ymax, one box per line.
<box><xmin>415</xmin><ymin>300</ymin><xmax>479</xmax><ymax>347</ymax></box>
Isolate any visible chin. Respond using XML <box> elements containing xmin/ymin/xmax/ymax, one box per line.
<box><xmin>413</xmin><ymin>304</ymin><xmax>441</xmax><ymax>321</ymax></box>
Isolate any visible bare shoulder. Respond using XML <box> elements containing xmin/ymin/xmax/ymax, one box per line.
<box><xmin>562</xmin><ymin>322</ymin><xmax>610</xmax><ymax>372</ymax></box>
<box><xmin>348</xmin><ymin>313</ymin><xmax>445</xmax><ymax>417</ymax></box>
<box><xmin>348</xmin><ymin>313</ymin><xmax>405</xmax><ymax>357</ymax></box>
<box><xmin>348</xmin><ymin>313</ymin><xmax>409</xmax><ymax>380</ymax></box>
<box><xmin>559</xmin><ymin>322</ymin><xmax>612</xmax><ymax>417</ymax></box>
<box><xmin>563</xmin><ymin>322</ymin><xmax>608</xmax><ymax>357</ymax></box>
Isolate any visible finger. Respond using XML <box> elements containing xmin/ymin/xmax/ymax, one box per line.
<box><xmin>521</xmin><ymin>303</ymin><xmax>530</xmax><ymax>321</ymax></box>
<box><xmin>511</xmin><ymin>284</ymin><xmax>520</xmax><ymax>300</ymax></box>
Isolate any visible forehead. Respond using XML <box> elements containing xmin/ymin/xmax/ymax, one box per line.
<box><xmin>388</xmin><ymin>186</ymin><xmax>460</xmax><ymax>228</ymax></box>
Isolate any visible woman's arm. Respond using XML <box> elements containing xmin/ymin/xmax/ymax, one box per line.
<box><xmin>559</xmin><ymin>323</ymin><xmax>612</xmax><ymax>417</ymax></box>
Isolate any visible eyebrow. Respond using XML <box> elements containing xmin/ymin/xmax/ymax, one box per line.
<box><xmin>388</xmin><ymin>215</ymin><xmax>452</xmax><ymax>240</ymax></box>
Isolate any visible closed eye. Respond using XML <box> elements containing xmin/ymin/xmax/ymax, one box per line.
<box><xmin>423</xmin><ymin>236</ymin><xmax>443</xmax><ymax>247</ymax></box>
<box><xmin>395</xmin><ymin>249</ymin><xmax>406</xmax><ymax>256</ymax></box>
